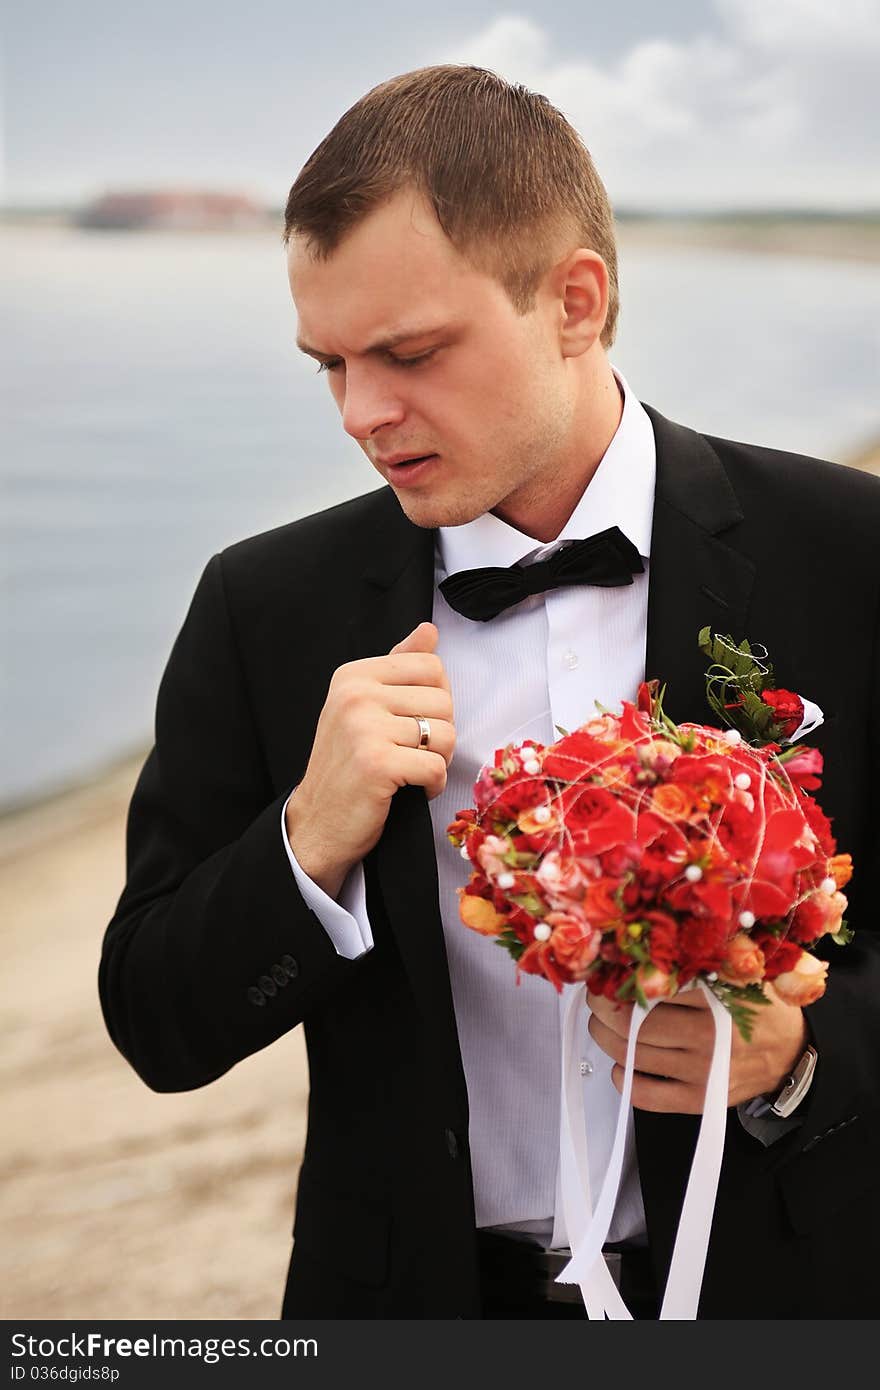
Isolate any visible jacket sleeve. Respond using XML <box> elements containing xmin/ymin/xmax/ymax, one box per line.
<box><xmin>792</xmin><ymin>605</ymin><xmax>880</xmax><ymax>1151</ymax></box>
<box><xmin>98</xmin><ymin>551</ymin><xmax>359</xmax><ymax>1093</ymax></box>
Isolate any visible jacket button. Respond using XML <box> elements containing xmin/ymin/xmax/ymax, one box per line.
<box><xmin>280</xmin><ymin>954</ymin><xmax>299</xmax><ymax>978</ymax></box>
<box><xmin>257</xmin><ymin>974</ymin><xmax>278</xmax><ymax>997</ymax></box>
<box><xmin>247</xmin><ymin>986</ymin><xmax>266</xmax><ymax>1007</ymax></box>
<box><xmin>445</xmin><ymin>1128</ymin><xmax>460</xmax><ymax>1159</ymax></box>
<box><xmin>271</xmin><ymin>963</ymin><xmax>289</xmax><ymax>987</ymax></box>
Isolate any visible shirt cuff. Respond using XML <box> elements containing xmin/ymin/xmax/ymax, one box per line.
<box><xmin>736</xmin><ymin>1100</ymin><xmax>803</xmax><ymax>1148</ymax></box>
<box><xmin>280</xmin><ymin>792</ymin><xmax>374</xmax><ymax>960</ymax></box>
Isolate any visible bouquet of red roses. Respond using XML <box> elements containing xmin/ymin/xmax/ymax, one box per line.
<box><xmin>447</xmin><ymin>629</ymin><xmax>853</xmax><ymax>1039</ymax></box>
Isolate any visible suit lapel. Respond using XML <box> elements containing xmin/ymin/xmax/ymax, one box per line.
<box><xmin>643</xmin><ymin>405</ymin><xmax>756</xmax><ymax>721</ymax></box>
<box><xmin>346</xmin><ymin>492</ymin><xmax>468</xmax><ymax>1114</ymax></box>
<box><xmin>637</xmin><ymin>405</ymin><xmax>759</xmax><ymax>1275</ymax></box>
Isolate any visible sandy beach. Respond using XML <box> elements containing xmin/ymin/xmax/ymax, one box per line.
<box><xmin>1</xmin><ymin>757</ymin><xmax>308</xmax><ymax>1320</ymax></box>
<box><xmin>3</xmin><ymin>437</ymin><xmax>878</xmax><ymax>1323</ymax></box>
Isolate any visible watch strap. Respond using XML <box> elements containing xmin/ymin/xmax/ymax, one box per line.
<box><xmin>768</xmin><ymin>1044</ymin><xmax>818</xmax><ymax>1118</ymax></box>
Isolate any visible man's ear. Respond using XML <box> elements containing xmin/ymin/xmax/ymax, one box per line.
<box><xmin>552</xmin><ymin>248</ymin><xmax>609</xmax><ymax>358</ymax></box>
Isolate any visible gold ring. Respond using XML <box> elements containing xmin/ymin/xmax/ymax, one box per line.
<box><xmin>414</xmin><ymin>716</ymin><xmax>431</xmax><ymax>750</ymax></box>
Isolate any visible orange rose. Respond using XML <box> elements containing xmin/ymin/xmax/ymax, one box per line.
<box><xmin>635</xmin><ymin>963</ymin><xmax>674</xmax><ymax>1000</ymax></box>
<box><xmin>639</xmin><ymin>739</ymin><xmax>682</xmax><ymax>768</ymax></box>
<box><xmin>829</xmin><ymin>853</ymin><xmax>853</xmax><ymax>889</ymax></box>
<box><xmin>546</xmin><ymin>912</ymin><xmax>601</xmax><ymax>979</ymax></box>
<box><xmin>718</xmin><ymin>932</ymin><xmax>766</xmax><ymax>986</ymax></box>
<box><xmin>582</xmin><ymin>877</ymin><xmax>624</xmax><ymax>928</ymax></box>
<box><xmin>652</xmin><ymin>784</ymin><xmax>694</xmax><ymax>820</ymax></box>
<box><xmin>824</xmin><ymin>890</ymin><xmax>848</xmax><ymax>936</ymax></box>
<box><xmin>458</xmin><ymin>891</ymin><xmax>506</xmax><ymax>937</ymax></box>
<box><xmin>772</xmin><ymin>951</ymin><xmax>829</xmax><ymax>1007</ymax></box>
<box><xmin>517</xmin><ymin>805</ymin><xmax>561</xmax><ymax>836</ymax></box>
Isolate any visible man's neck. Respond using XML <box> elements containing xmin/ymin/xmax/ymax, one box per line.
<box><xmin>490</xmin><ymin>365</ymin><xmax>625</xmax><ymax>543</ymax></box>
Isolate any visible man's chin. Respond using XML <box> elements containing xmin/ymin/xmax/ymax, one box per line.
<box><xmin>390</xmin><ymin>489</ymin><xmax>487</xmax><ymax>530</ymax></box>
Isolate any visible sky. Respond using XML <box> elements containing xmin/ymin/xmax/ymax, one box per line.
<box><xmin>3</xmin><ymin>0</ymin><xmax>879</xmax><ymax>210</ymax></box>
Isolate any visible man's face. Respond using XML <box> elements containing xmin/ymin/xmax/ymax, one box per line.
<box><xmin>288</xmin><ymin>187</ymin><xmax>575</xmax><ymax>531</ymax></box>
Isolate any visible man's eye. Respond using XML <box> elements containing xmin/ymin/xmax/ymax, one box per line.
<box><xmin>393</xmin><ymin>350</ymin><xmax>435</xmax><ymax>368</ymax></box>
<box><xmin>315</xmin><ymin>349</ymin><xmax>436</xmax><ymax>375</ymax></box>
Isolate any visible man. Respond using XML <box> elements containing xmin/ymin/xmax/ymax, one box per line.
<box><xmin>99</xmin><ymin>65</ymin><xmax>880</xmax><ymax>1319</ymax></box>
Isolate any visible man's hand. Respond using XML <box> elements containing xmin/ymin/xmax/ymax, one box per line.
<box><xmin>285</xmin><ymin>622</ymin><xmax>455</xmax><ymax>899</ymax></box>
<box><xmin>587</xmin><ymin>983</ymin><xmax>808</xmax><ymax>1114</ymax></box>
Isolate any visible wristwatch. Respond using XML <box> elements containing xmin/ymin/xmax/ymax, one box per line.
<box><xmin>753</xmin><ymin>1044</ymin><xmax>819</xmax><ymax>1119</ymax></box>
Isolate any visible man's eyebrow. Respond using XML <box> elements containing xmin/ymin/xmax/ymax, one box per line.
<box><xmin>296</xmin><ymin>323</ymin><xmax>457</xmax><ymax>358</ymax></box>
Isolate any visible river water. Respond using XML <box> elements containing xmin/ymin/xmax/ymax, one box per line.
<box><xmin>3</xmin><ymin>225</ymin><xmax>878</xmax><ymax>808</ymax></box>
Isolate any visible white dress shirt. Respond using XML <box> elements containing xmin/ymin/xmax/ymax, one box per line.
<box><xmin>282</xmin><ymin>369</ymin><xmax>655</xmax><ymax>1247</ymax></box>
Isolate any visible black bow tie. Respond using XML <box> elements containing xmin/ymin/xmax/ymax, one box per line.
<box><xmin>438</xmin><ymin>525</ymin><xmax>644</xmax><ymax>622</ymax></box>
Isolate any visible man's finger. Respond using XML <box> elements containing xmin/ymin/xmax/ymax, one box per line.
<box><xmin>663</xmin><ymin>987</ymin><xmax>710</xmax><ymax>1008</ymax></box>
<box><xmin>590</xmin><ymin>1015</ymin><xmax>708</xmax><ymax>1083</ymax></box>
<box><xmin>389</xmin><ymin>621</ymin><xmax>438</xmax><ymax>654</ymax></box>
<box><xmin>586</xmin><ymin>994</ymin><xmax>633</xmax><ymax>1040</ymax></box>
<box><xmin>611</xmin><ymin>1064</ymin><xmax>707</xmax><ymax>1115</ymax></box>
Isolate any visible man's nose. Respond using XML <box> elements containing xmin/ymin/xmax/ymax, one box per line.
<box><xmin>340</xmin><ymin>364</ymin><xmax>405</xmax><ymax>440</ymax></box>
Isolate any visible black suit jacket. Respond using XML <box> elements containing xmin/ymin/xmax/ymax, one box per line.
<box><xmin>99</xmin><ymin>406</ymin><xmax>880</xmax><ymax>1317</ymax></box>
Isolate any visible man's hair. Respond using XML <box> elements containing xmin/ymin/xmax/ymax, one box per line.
<box><xmin>283</xmin><ymin>64</ymin><xmax>619</xmax><ymax>347</ymax></box>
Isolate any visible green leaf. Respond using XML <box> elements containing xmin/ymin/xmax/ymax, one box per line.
<box><xmin>509</xmin><ymin>892</ymin><xmax>545</xmax><ymax>915</ymax></box>
<box><xmin>707</xmin><ymin>980</ymin><xmax>772</xmax><ymax>1043</ymax></box>
<box><xmin>495</xmin><ymin>930</ymin><xmax>526</xmax><ymax>961</ymax></box>
<box><xmin>832</xmin><ymin>921</ymin><xmax>854</xmax><ymax>946</ymax></box>
<box><xmin>503</xmin><ymin>848</ymin><xmax>540</xmax><ymax>869</ymax></box>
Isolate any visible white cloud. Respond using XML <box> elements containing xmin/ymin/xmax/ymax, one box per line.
<box><xmin>444</xmin><ymin>1</ymin><xmax>880</xmax><ymax>207</ymax></box>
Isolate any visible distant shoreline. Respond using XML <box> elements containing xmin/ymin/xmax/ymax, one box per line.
<box><xmin>616</xmin><ymin>217</ymin><xmax>880</xmax><ymax>264</ymax></box>
<box><xmin>3</xmin><ymin>211</ymin><xmax>879</xmax><ymax>264</ymax></box>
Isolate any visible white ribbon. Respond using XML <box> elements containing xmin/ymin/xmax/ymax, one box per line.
<box><xmin>557</xmin><ymin>984</ymin><xmax>632</xmax><ymax>1319</ymax></box>
<box><xmin>556</xmin><ymin>979</ymin><xmax>733</xmax><ymax>1319</ymax></box>
<box><xmin>789</xmin><ymin>696</ymin><xmax>824</xmax><ymax>743</ymax></box>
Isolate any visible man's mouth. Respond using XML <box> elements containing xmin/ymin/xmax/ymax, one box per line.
<box><xmin>381</xmin><ymin>454</ymin><xmax>439</xmax><ymax>485</ymax></box>
<box><xmin>377</xmin><ymin>452</ymin><xmax>436</xmax><ymax>468</ymax></box>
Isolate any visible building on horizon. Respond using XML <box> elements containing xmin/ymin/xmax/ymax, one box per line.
<box><xmin>76</xmin><ymin>189</ymin><xmax>271</xmax><ymax>231</ymax></box>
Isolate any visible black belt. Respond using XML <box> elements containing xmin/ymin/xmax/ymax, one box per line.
<box><xmin>477</xmin><ymin>1230</ymin><xmax>658</xmax><ymax>1316</ymax></box>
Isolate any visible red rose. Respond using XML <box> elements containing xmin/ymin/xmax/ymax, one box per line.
<box><xmin>517</xmin><ymin>938</ymin><xmax>569</xmax><ymax>992</ymax></box>
<box><xmin>586</xmin><ymin>963</ymin><xmax>630</xmax><ymax>1001</ymax></box>
<box><xmin>754</xmin><ymin>933</ymin><xmax>802</xmax><ymax>979</ymax></box>
<box><xmin>678</xmin><ymin>917</ymin><xmax>729</xmax><ymax>978</ymax></box>
<box><xmin>542</xmin><ymin>730</ymin><xmax>610</xmax><ymax>780</ymax></box>
<box><xmin>643</xmin><ymin>911</ymin><xmax>680</xmax><ymax>972</ymax></box>
<box><xmin>618</xmin><ymin>700</ymin><xmax>651</xmax><ymax>742</ymax></box>
<box><xmin>637</xmin><ymin>679</ymin><xmax>660</xmax><ymax>715</ymax></box>
<box><xmin>782</xmin><ymin>746</ymin><xmax>824</xmax><ymax>791</ymax></box>
<box><xmin>761</xmin><ymin>688</ymin><xmax>804</xmax><ymax>738</ymax></box>
<box><xmin>799</xmin><ymin>793</ymin><xmax>837</xmax><ymax>856</ymax></box>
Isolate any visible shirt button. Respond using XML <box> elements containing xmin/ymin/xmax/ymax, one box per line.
<box><xmin>579</xmin><ymin>1060</ymin><xmax>594</xmax><ymax>1076</ymax></box>
<box><xmin>564</xmin><ymin>649</ymin><xmax>579</xmax><ymax>670</ymax></box>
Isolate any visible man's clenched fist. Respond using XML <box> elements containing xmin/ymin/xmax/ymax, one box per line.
<box><xmin>285</xmin><ymin>622</ymin><xmax>455</xmax><ymax>898</ymax></box>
